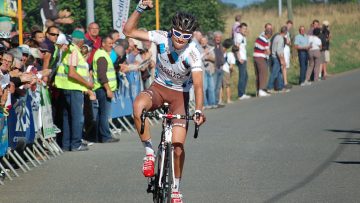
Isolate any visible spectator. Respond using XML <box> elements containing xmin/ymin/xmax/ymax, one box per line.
<box><xmin>320</xmin><ymin>20</ymin><xmax>331</xmax><ymax>80</ymax></box>
<box><xmin>54</xmin><ymin>30</ymin><xmax>93</xmax><ymax>151</ymax></box>
<box><xmin>85</xmin><ymin>22</ymin><xmax>102</xmax><ymax>66</ymax></box>
<box><xmin>200</xmin><ymin>36</ymin><xmax>216</xmax><ymax>109</ymax></box>
<box><xmin>283</xmin><ymin>20</ymin><xmax>293</xmax><ymax>89</ymax></box>
<box><xmin>221</xmin><ymin>39</ymin><xmax>236</xmax><ymax>104</ymax></box>
<box><xmin>253</xmin><ymin>28</ymin><xmax>272</xmax><ymax>97</ymax></box>
<box><xmin>232</xmin><ymin>14</ymin><xmax>241</xmax><ymax>39</ymax></box>
<box><xmin>113</xmin><ymin>39</ymin><xmax>129</xmax><ymax>70</ymax></box>
<box><xmin>304</xmin><ymin>28</ymin><xmax>322</xmax><ymax>84</ymax></box>
<box><xmin>109</xmin><ymin>30</ymin><xmax>122</xmax><ymax>67</ymax></box>
<box><xmin>0</xmin><ymin>31</ymin><xmax>12</xmax><ymax>51</ymax></box>
<box><xmin>234</xmin><ymin>23</ymin><xmax>250</xmax><ymax>100</ymax></box>
<box><xmin>192</xmin><ymin>31</ymin><xmax>202</xmax><ymax>47</ymax></box>
<box><xmin>40</xmin><ymin>0</ymin><xmax>74</xmax><ymax>30</ymax></box>
<box><xmin>42</xmin><ymin>26</ymin><xmax>60</xmax><ymax>79</ymax></box>
<box><xmin>19</xmin><ymin>44</ymin><xmax>31</xmax><ymax>67</ymax></box>
<box><xmin>32</xmin><ymin>30</ymin><xmax>45</xmax><ymax>45</ymax></box>
<box><xmin>261</xmin><ymin>23</ymin><xmax>273</xmax><ymax>73</ymax></box>
<box><xmin>142</xmin><ymin>37</ymin><xmax>157</xmax><ymax>85</ymax></box>
<box><xmin>267</xmin><ymin>26</ymin><xmax>288</xmax><ymax>93</ymax></box>
<box><xmin>121</xmin><ymin>39</ymin><xmax>154</xmax><ymax>89</ymax></box>
<box><xmin>213</xmin><ymin>31</ymin><xmax>225</xmax><ymax>105</ymax></box>
<box><xmin>308</xmin><ymin>19</ymin><xmax>320</xmax><ymax>36</ymax></box>
<box><xmin>109</xmin><ymin>29</ymin><xmax>120</xmax><ymax>41</ymax></box>
<box><xmin>74</xmin><ymin>25</ymin><xmax>86</xmax><ymax>34</ymax></box>
<box><xmin>92</xmin><ymin>36</ymin><xmax>119</xmax><ymax>143</ymax></box>
<box><xmin>294</xmin><ymin>25</ymin><xmax>310</xmax><ymax>85</ymax></box>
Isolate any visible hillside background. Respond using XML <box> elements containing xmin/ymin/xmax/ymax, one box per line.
<box><xmin>22</xmin><ymin>0</ymin><xmax>360</xmax><ymax>98</ymax></box>
<box><xmin>223</xmin><ymin>1</ymin><xmax>360</xmax><ymax>98</ymax></box>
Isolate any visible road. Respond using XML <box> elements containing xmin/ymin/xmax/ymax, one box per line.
<box><xmin>1</xmin><ymin>69</ymin><xmax>360</xmax><ymax>203</ymax></box>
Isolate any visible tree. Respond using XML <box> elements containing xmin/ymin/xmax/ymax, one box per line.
<box><xmin>22</xmin><ymin>0</ymin><xmax>226</xmax><ymax>35</ymax></box>
<box><xmin>129</xmin><ymin>0</ymin><xmax>225</xmax><ymax>33</ymax></box>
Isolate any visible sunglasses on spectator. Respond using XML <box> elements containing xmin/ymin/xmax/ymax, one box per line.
<box><xmin>23</xmin><ymin>53</ymin><xmax>29</xmax><ymax>57</ymax></box>
<box><xmin>11</xmin><ymin>66</ymin><xmax>21</xmax><ymax>71</ymax></box>
<box><xmin>2</xmin><ymin>58</ymin><xmax>12</xmax><ymax>64</ymax></box>
<box><xmin>48</xmin><ymin>33</ymin><xmax>59</xmax><ymax>37</ymax></box>
<box><xmin>172</xmin><ymin>28</ymin><xmax>192</xmax><ymax>40</ymax></box>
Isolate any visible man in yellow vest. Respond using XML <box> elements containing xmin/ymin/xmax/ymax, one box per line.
<box><xmin>92</xmin><ymin>35</ymin><xmax>119</xmax><ymax>143</ymax></box>
<box><xmin>54</xmin><ymin>30</ymin><xmax>94</xmax><ymax>151</ymax></box>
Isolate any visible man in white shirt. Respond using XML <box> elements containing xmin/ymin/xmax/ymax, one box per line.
<box><xmin>234</xmin><ymin>23</ymin><xmax>250</xmax><ymax>100</ymax></box>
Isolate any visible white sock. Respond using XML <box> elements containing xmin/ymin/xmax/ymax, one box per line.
<box><xmin>142</xmin><ymin>139</ymin><xmax>154</xmax><ymax>155</ymax></box>
<box><xmin>173</xmin><ymin>178</ymin><xmax>181</xmax><ymax>192</ymax></box>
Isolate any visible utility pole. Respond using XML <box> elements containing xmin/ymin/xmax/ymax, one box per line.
<box><xmin>156</xmin><ymin>0</ymin><xmax>160</xmax><ymax>30</ymax></box>
<box><xmin>86</xmin><ymin>0</ymin><xmax>95</xmax><ymax>26</ymax></box>
<box><xmin>17</xmin><ymin>0</ymin><xmax>23</xmax><ymax>45</ymax></box>
<box><xmin>278</xmin><ymin>0</ymin><xmax>282</xmax><ymax>17</ymax></box>
<box><xmin>287</xmin><ymin>0</ymin><xmax>293</xmax><ymax>21</ymax></box>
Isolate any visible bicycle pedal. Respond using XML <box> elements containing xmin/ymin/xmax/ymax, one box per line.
<box><xmin>146</xmin><ymin>178</ymin><xmax>154</xmax><ymax>193</ymax></box>
<box><xmin>146</xmin><ymin>184</ymin><xmax>154</xmax><ymax>193</ymax></box>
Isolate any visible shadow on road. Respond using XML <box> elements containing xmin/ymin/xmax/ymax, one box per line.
<box><xmin>264</xmin><ymin>129</ymin><xmax>358</xmax><ymax>203</ymax></box>
<box><xmin>333</xmin><ymin>161</ymin><xmax>360</xmax><ymax>164</ymax></box>
<box><xmin>328</xmin><ymin>129</ymin><xmax>360</xmax><ymax>134</ymax></box>
<box><xmin>338</xmin><ymin>138</ymin><xmax>360</xmax><ymax>145</ymax></box>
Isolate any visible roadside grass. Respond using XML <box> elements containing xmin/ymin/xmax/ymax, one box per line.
<box><xmin>221</xmin><ymin>3</ymin><xmax>360</xmax><ymax>100</ymax></box>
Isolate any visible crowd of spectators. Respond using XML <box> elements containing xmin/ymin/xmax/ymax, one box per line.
<box><xmin>198</xmin><ymin>15</ymin><xmax>331</xmax><ymax>107</ymax></box>
<box><xmin>0</xmin><ymin>20</ymin><xmax>157</xmax><ymax>153</ymax></box>
<box><xmin>0</xmin><ymin>9</ymin><xmax>331</xmax><ymax>155</ymax></box>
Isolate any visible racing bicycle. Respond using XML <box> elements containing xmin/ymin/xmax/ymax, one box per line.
<box><xmin>140</xmin><ymin>103</ymin><xmax>200</xmax><ymax>203</ymax></box>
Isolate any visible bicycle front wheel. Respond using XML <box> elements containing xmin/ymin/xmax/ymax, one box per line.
<box><xmin>164</xmin><ymin>142</ymin><xmax>173</xmax><ymax>203</ymax></box>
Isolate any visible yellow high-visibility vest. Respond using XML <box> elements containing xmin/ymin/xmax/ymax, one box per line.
<box><xmin>55</xmin><ymin>44</ymin><xmax>90</xmax><ymax>91</ymax></box>
<box><xmin>92</xmin><ymin>49</ymin><xmax>117</xmax><ymax>91</ymax></box>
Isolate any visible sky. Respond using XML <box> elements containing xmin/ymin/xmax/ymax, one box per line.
<box><xmin>220</xmin><ymin>0</ymin><xmax>266</xmax><ymax>8</ymax></box>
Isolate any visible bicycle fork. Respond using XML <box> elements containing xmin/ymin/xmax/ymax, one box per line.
<box><xmin>159</xmin><ymin>125</ymin><xmax>175</xmax><ymax>189</ymax></box>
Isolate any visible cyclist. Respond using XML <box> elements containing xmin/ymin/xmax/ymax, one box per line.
<box><xmin>123</xmin><ymin>0</ymin><xmax>205</xmax><ymax>202</ymax></box>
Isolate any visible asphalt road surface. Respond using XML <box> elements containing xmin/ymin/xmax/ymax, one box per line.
<box><xmin>1</xmin><ymin>69</ymin><xmax>359</xmax><ymax>203</ymax></box>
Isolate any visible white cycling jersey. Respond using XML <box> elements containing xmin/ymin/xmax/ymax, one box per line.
<box><xmin>148</xmin><ymin>30</ymin><xmax>202</xmax><ymax>92</ymax></box>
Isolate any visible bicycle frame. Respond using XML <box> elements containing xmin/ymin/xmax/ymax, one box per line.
<box><xmin>157</xmin><ymin>108</ymin><xmax>177</xmax><ymax>189</ymax></box>
<box><xmin>141</xmin><ymin>103</ymin><xmax>200</xmax><ymax>203</ymax></box>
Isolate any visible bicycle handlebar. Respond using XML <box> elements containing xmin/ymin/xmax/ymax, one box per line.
<box><xmin>140</xmin><ymin>110</ymin><xmax>200</xmax><ymax>139</ymax></box>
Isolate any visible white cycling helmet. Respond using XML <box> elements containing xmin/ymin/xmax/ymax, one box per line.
<box><xmin>0</xmin><ymin>31</ymin><xmax>11</xmax><ymax>39</ymax></box>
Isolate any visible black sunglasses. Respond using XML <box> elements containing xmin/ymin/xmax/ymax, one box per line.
<box><xmin>48</xmin><ymin>33</ymin><xmax>59</xmax><ymax>37</ymax></box>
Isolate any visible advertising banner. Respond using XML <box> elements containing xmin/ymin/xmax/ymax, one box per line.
<box><xmin>0</xmin><ymin>0</ymin><xmax>17</xmax><ymax>17</ymax></box>
<box><xmin>7</xmin><ymin>91</ymin><xmax>35</xmax><ymax>148</ymax></box>
<box><xmin>0</xmin><ymin>112</ymin><xmax>8</xmax><ymax>156</ymax></box>
<box><xmin>40</xmin><ymin>85</ymin><xmax>56</xmax><ymax>139</ymax></box>
<box><xmin>112</xmin><ymin>0</ymin><xmax>130</xmax><ymax>39</ymax></box>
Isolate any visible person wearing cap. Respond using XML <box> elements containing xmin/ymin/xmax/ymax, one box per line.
<box><xmin>92</xmin><ymin>35</ymin><xmax>119</xmax><ymax>143</ymax></box>
<box><xmin>54</xmin><ymin>30</ymin><xmax>94</xmax><ymax>151</ymax></box>
<box><xmin>320</xmin><ymin>20</ymin><xmax>331</xmax><ymax>80</ymax></box>
<box><xmin>112</xmin><ymin>39</ymin><xmax>128</xmax><ymax>67</ymax></box>
<box><xmin>121</xmin><ymin>38</ymin><xmax>153</xmax><ymax>89</ymax></box>
<box><xmin>19</xmin><ymin>45</ymin><xmax>31</xmax><ymax>66</ymax></box>
<box><xmin>0</xmin><ymin>31</ymin><xmax>12</xmax><ymax>51</ymax></box>
<box><xmin>119</xmin><ymin>38</ymin><xmax>143</xmax><ymax>99</ymax></box>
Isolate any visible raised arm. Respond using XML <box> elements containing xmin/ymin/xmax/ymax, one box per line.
<box><xmin>123</xmin><ymin>0</ymin><xmax>153</xmax><ymax>41</ymax></box>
